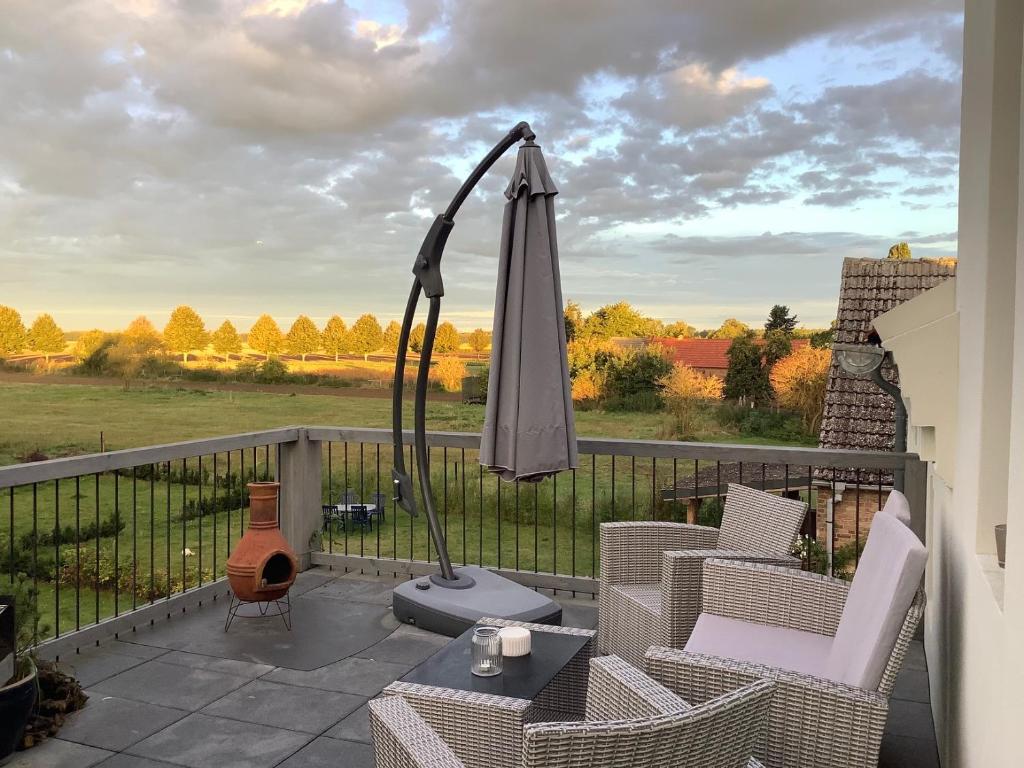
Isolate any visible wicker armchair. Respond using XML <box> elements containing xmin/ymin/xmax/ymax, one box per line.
<box><xmin>598</xmin><ymin>483</ymin><xmax>808</xmax><ymax>666</ymax></box>
<box><xmin>645</xmin><ymin>546</ymin><xmax>926</xmax><ymax>768</ymax></box>
<box><xmin>370</xmin><ymin>652</ymin><xmax>775</xmax><ymax>768</ymax></box>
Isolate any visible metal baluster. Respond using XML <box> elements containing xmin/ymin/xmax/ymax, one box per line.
<box><xmin>113</xmin><ymin>473</ymin><xmax>119</xmax><ymax>616</ymax></box>
<box><xmin>132</xmin><ymin>466</ymin><xmax>137</xmax><ymax>611</ymax></box>
<box><xmin>571</xmin><ymin>468</ymin><xmax>577</xmax><ymax>580</ymax></box>
<box><xmin>327</xmin><ymin>442</ymin><xmax>333</xmax><ymax>555</ymax></box>
<box><xmin>461</xmin><ymin>448</ymin><xmax>466</xmax><ymax>566</ymax></box>
<box><xmin>150</xmin><ymin>464</ymin><xmax>155</xmax><ymax>604</ymax></box>
<box><xmin>631</xmin><ymin>456</ymin><xmax>636</xmax><ymax>517</ymax></box>
<box><xmin>198</xmin><ymin>456</ymin><xmax>203</xmax><ymax>587</ymax></box>
<box><xmin>7</xmin><ymin>487</ymin><xmax>13</xmax><ymax>584</ymax></box>
<box><xmin>651</xmin><ymin>457</ymin><xmax>657</xmax><ymax>520</ymax></box>
<box><xmin>166</xmin><ymin>461</ymin><xmax>171</xmax><ymax>600</ymax></box>
<box><xmin>552</xmin><ymin>473</ymin><xmax>558</xmax><ymax>576</ymax></box>
<box><xmin>496</xmin><ymin>476</ymin><xmax>501</xmax><ymax>569</ymax></box>
<box><xmin>94</xmin><ymin>474</ymin><xmax>100</xmax><ymax>622</ymax></box>
<box><xmin>515</xmin><ymin>480</ymin><xmax>520</xmax><ymax>572</ymax></box>
<box><xmin>611</xmin><ymin>456</ymin><xmax>616</xmax><ymax>522</ymax></box>
<box><xmin>344</xmin><ymin>442</ymin><xmax>350</xmax><ymax>558</ymax></box>
<box><xmin>75</xmin><ymin>476</ymin><xmax>81</xmax><ymax>630</ymax></box>
<box><xmin>376</xmin><ymin>443</ymin><xmax>381</xmax><ymax>560</ymax></box>
<box><xmin>54</xmin><ymin>479</ymin><xmax>60</xmax><ymax>637</ymax></box>
<box><xmin>359</xmin><ymin>443</ymin><xmax>364</xmax><ymax>558</ymax></box>
<box><xmin>443</xmin><ymin>447</ymin><xmax>449</xmax><ymax>548</ymax></box>
<box><xmin>534</xmin><ymin>483</ymin><xmax>539</xmax><ymax>573</ymax></box>
<box><xmin>591</xmin><ymin>455</ymin><xmax>596</xmax><ymax>579</ymax></box>
<box><xmin>478</xmin><ymin>462</ymin><xmax>483</xmax><ymax>566</ymax></box>
<box><xmin>855</xmin><ymin>469</ymin><xmax>862</xmax><ymax>566</ymax></box>
<box><xmin>181</xmin><ymin>458</ymin><xmax>187</xmax><ymax>592</ymax></box>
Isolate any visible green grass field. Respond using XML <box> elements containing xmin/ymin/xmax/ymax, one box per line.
<box><xmin>0</xmin><ymin>381</ymin><xmax>815</xmax><ymax>638</ymax></box>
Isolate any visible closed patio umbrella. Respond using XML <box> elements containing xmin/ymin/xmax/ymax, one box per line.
<box><xmin>480</xmin><ymin>142</ymin><xmax>577</xmax><ymax>481</ymax></box>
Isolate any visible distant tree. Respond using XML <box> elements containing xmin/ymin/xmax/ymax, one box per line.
<box><xmin>435</xmin><ymin>322</ymin><xmax>460</xmax><ymax>353</ymax></box>
<box><xmin>248</xmin><ymin>314</ymin><xmax>284</xmax><ymax>359</ymax></box>
<box><xmin>468</xmin><ymin>328</ymin><xmax>491</xmax><ymax>352</ymax></box>
<box><xmin>26</xmin><ymin>314</ymin><xmax>65</xmax><ymax>361</ymax></box>
<box><xmin>211</xmin><ymin>320</ymin><xmax>242</xmax><ymax>360</ymax></box>
<box><xmin>724</xmin><ymin>331</ymin><xmax>771</xmax><ymax>405</ymax></box>
<box><xmin>321</xmin><ymin>315</ymin><xmax>348</xmax><ymax>361</ymax></box>
<box><xmin>887</xmin><ymin>242</ymin><xmax>912</xmax><ymax>260</ymax></box>
<box><xmin>409</xmin><ymin>323</ymin><xmax>427</xmax><ymax>353</ymax></box>
<box><xmin>762</xmin><ymin>329</ymin><xmax>793</xmax><ymax>367</ymax></box>
<box><xmin>382</xmin><ymin>320</ymin><xmax>402</xmax><ymax>354</ymax></box>
<box><xmin>584</xmin><ymin>302</ymin><xmax>657</xmax><ymax>339</ymax></box>
<box><xmin>347</xmin><ymin>314</ymin><xmax>383</xmax><ymax>360</ymax></box>
<box><xmin>109</xmin><ymin>316</ymin><xmax>163</xmax><ymax>389</ymax></box>
<box><xmin>564</xmin><ymin>300</ymin><xmax>584</xmax><ymax>342</ymax></box>
<box><xmin>0</xmin><ymin>305</ymin><xmax>27</xmax><ymax>357</ymax></box>
<box><xmin>431</xmin><ymin>357</ymin><xmax>467</xmax><ymax>392</ymax></box>
<box><xmin>663</xmin><ymin>321</ymin><xmax>696</xmax><ymax>339</ymax></box>
<box><xmin>771</xmin><ymin>346</ymin><xmax>832</xmax><ymax>433</ymax></box>
<box><xmin>123</xmin><ymin>316</ymin><xmax>162</xmax><ymax>348</ymax></box>
<box><xmin>286</xmin><ymin>315</ymin><xmax>321</xmax><ymax>361</ymax></box>
<box><xmin>73</xmin><ymin>329</ymin><xmax>108</xmax><ymax>360</ymax></box>
<box><xmin>163</xmin><ymin>306</ymin><xmax>209</xmax><ymax>362</ymax></box>
<box><xmin>764</xmin><ymin>305</ymin><xmax>798</xmax><ymax>335</ymax></box>
<box><xmin>710</xmin><ymin>318</ymin><xmax>750</xmax><ymax>340</ymax></box>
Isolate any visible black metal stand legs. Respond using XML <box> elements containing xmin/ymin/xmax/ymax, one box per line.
<box><xmin>224</xmin><ymin>592</ymin><xmax>292</xmax><ymax>632</ymax></box>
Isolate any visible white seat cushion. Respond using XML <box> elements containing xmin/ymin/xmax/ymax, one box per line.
<box><xmin>881</xmin><ymin>489</ymin><xmax>912</xmax><ymax>528</ymax></box>
<box><xmin>824</xmin><ymin>512</ymin><xmax>927</xmax><ymax>690</ymax></box>
<box><xmin>684</xmin><ymin>613</ymin><xmax>833</xmax><ymax>678</ymax></box>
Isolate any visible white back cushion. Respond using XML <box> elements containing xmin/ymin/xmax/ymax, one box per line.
<box><xmin>825</xmin><ymin>513</ymin><xmax>927</xmax><ymax>690</ymax></box>
<box><xmin>881</xmin><ymin>489</ymin><xmax>912</xmax><ymax>528</ymax></box>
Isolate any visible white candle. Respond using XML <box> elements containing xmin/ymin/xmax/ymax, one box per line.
<box><xmin>498</xmin><ymin>626</ymin><xmax>531</xmax><ymax>657</ymax></box>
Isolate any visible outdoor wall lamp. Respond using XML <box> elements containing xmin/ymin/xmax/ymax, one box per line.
<box><xmin>832</xmin><ymin>341</ymin><xmax>907</xmax><ymax>491</ymax></box>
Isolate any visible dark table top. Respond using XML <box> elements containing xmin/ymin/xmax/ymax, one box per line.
<box><xmin>400</xmin><ymin>625</ymin><xmax>589</xmax><ymax>701</ymax></box>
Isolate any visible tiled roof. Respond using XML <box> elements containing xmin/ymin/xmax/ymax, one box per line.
<box><xmin>653</xmin><ymin>337</ymin><xmax>809</xmax><ymax>370</ymax></box>
<box><xmin>819</xmin><ymin>257</ymin><xmax>957</xmax><ymax>481</ymax></box>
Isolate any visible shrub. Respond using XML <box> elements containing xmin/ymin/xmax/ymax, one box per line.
<box><xmin>698</xmin><ymin>497</ymin><xmax>725</xmax><ymax>528</ymax></box>
<box><xmin>659</xmin><ymin>364</ymin><xmax>723</xmax><ymax>439</ymax></box>
<box><xmin>603</xmin><ymin>348</ymin><xmax>672</xmax><ymax>411</ymax></box>
<box><xmin>571</xmin><ymin>370</ymin><xmax>603</xmax><ymax>404</ymax></box>
<box><xmin>770</xmin><ymin>346</ymin><xmax>831</xmax><ymax>433</ymax></box>
<box><xmin>431</xmin><ymin>357</ymin><xmax>467</xmax><ymax>392</ymax></box>
<box><xmin>257</xmin><ymin>358</ymin><xmax>289</xmax><ymax>383</ymax></box>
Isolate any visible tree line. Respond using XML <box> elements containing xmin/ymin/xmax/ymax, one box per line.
<box><xmin>0</xmin><ymin>305</ymin><xmax>495</xmax><ymax>362</ymax></box>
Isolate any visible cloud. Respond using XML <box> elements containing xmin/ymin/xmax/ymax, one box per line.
<box><xmin>0</xmin><ymin>0</ymin><xmax>963</xmax><ymax>329</ymax></box>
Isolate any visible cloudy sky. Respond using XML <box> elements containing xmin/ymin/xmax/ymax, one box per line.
<box><xmin>1</xmin><ymin>0</ymin><xmax>963</xmax><ymax>332</ymax></box>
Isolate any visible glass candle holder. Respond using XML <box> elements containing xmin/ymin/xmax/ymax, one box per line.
<box><xmin>471</xmin><ymin>626</ymin><xmax>503</xmax><ymax>677</ymax></box>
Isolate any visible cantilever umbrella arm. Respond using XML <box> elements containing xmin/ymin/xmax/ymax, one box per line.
<box><xmin>391</xmin><ymin>121</ymin><xmax>536</xmax><ymax>583</ymax></box>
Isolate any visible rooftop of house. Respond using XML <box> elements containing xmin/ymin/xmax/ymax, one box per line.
<box><xmin>818</xmin><ymin>257</ymin><xmax>957</xmax><ymax>480</ymax></box>
<box><xmin>644</xmin><ymin>337</ymin><xmax>809</xmax><ymax>371</ymax></box>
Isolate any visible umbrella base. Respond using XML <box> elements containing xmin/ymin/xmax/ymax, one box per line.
<box><xmin>392</xmin><ymin>565</ymin><xmax>562</xmax><ymax>637</ymax></box>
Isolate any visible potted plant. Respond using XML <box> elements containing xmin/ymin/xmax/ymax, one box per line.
<box><xmin>0</xmin><ymin>580</ymin><xmax>41</xmax><ymax>762</ymax></box>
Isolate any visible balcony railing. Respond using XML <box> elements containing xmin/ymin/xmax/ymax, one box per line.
<box><xmin>0</xmin><ymin>426</ymin><xmax>925</xmax><ymax>659</ymax></box>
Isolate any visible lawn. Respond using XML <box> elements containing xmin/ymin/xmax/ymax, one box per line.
<box><xmin>0</xmin><ymin>381</ymin><xmax>816</xmax><ymax>637</ymax></box>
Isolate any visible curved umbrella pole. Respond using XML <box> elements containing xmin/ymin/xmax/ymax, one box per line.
<box><xmin>391</xmin><ymin>121</ymin><xmax>536</xmax><ymax>583</ymax></box>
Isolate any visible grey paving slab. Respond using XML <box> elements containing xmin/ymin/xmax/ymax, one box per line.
<box><xmin>893</xmin><ymin>665</ymin><xmax>931</xmax><ymax>704</ymax></box>
<box><xmin>200</xmin><ymin>679</ymin><xmax>365</xmax><ymax>734</ymax></box>
<box><xmin>59</xmin><ymin>693</ymin><xmax>188</xmax><ymax>752</ymax></box>
<box><xmin>880</xmin><ymin>734</ymin><xmax>940</xmax><ymax>768</ymax></box>
<box><xmin>121</xmin><ymin>592</ymin><xmax>398</xmax><ymax>670</ymax></box>
<box><xmin>127</xmin><ymin>713</ymin><xmax>312</xmax><ymax>768</ymax></box>
<box><xmin>91</xmin><ymin>660</ymin><xmax>251</xmax><ymax>711</ymax></box>
<box><xmin>153</xmin><ymin>650</ymin><xmax>275</xmax><ymax>679</ymax></box>
<box><xmin>265</xmin><ymin>655</ymin><xmax>412</xmax><ymax>696</ymax></box>
<box><xmin>5</xmin><ymin>738</ymin><xmax>113</xmax><ymax>768</ymax></box>
<box><xmin>356</xmin><ymin>624</ymin><xmax>450</xmax><ymax>665</ymax></box>
<box><xmin>886</xmin><ymin>698</ymin><xmax>937</xmax><ymax>741</ymax></box>
<box><xmin>107</xmin><ymin>641</ymin><xmax>173</xmax><ymax>660</ymax></box>
<box><xmin>277</xmin><ymin>736</ymin><xmax>375</xmax><ymax>768</ymax></box>
<box><xmin>95</xmin><ymin>756</ymin><xmax>181</xmax><ymax>768</ymax></box>
<box><xmin>53</xmin><ymin>646</ymin><xmax>161</xmax><ymax>688</ymax></box>
<box><xmin>289</xmin><ymin>569</ymin><xmax>341</xmax><ymax>597</ymax></box>
<box><xmin>306</xmin><ymin>576</ymin><xmax>397</xmax><ymax>605</ymax></box>
<box><xmin>323</xmin><ymin>702</ymin><xmax>372</xmax><ymax>744</ymax></box>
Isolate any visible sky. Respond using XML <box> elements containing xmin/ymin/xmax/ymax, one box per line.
<box><xmin>0</xmin><ymin>0</ymin><xmax>963</xmax><ymax>332</ymax></box>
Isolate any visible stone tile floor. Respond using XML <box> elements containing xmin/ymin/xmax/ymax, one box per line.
<box><xmin>8</xmin><ymin>568</ymin><xmax>939</xmax><ymax>767</ymax></box>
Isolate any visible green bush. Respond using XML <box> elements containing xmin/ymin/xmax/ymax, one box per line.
<box><xmin>714</xmin><ymin>403</ymin><xmax>809</xmax><ymax>442</ymax></box>
<box><xmin>698</xmin><ymin>497</ymin><xmax>725</xmax><ymax>528</ymax></box>
<box><xmin>603</xmin><ymin>350</ymin><xmax>672</xmax><ymax>411</ymax></box>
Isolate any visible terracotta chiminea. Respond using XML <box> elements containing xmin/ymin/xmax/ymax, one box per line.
<box><xmin>227</xmin><ymin>482</ymin><xmax>298</xmax><ymax>602</ymax></box>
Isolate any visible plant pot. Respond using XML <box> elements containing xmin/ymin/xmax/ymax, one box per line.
<box><xmin>995</xmin><ymin>524</ymin><xmax>1007</xmax><ymax>569</ymax></box>
<box><xmin>0</xmin><ymin>659</ymin><xmax>37</xmax><ymax>762</ymax></box>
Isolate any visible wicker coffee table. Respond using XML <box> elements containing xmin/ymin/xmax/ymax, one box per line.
<box><xmin>380</xmin><ymin>618</ymin><xmax>596</xmax><ymax>760</ymax></box>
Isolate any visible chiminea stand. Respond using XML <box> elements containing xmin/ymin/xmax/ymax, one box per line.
<box><xmin>224</xmin><ymin>592</ymin><xmax>292</xmax><ymax>632</ymax></box>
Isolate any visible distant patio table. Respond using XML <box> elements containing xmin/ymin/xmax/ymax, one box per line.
<box><xmin>324</xmin><ymin>503</ymin><xmax>380</xmax><ymax>532</ymax></box>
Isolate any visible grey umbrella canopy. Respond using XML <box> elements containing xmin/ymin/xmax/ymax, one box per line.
<box><xmin>480</xmin><ymin>141</ymin><xmax>578</xmax><ymax>482</ymax></box>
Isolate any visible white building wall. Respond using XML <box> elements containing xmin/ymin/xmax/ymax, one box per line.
<box><xmin>920</xmin><ymin>1</ymin><xmax>1023</xmax><ymax>765</ymax></box>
